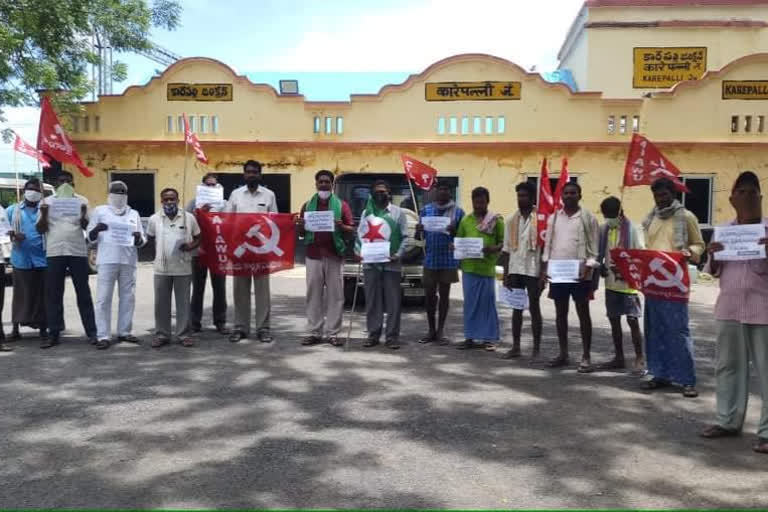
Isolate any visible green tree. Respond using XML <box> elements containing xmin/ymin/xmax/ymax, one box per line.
<box><xmin>0</xmin><ymin>0</ymin><xmax>181</xmax><ymax>132</ymax></box>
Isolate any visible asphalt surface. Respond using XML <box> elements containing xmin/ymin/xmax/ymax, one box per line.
<box><xmin>0</xmin><ymin>264</ymin><xmax>767</xmax><ymax>509</ymax></box>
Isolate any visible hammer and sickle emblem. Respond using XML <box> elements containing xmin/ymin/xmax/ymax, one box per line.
<box><xmin>643</xmin><ymin>257</ymin><xmax>688</xmax><ymax>293</ymax></box>
<box><xmin>233</xmin><ymin>217</ymin><xmax>284</xmax><ymax>258</ymax></box>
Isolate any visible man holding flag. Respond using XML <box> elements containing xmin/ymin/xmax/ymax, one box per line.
<box><xmin>641</xmin><ymin>177</ymin><xmax>704</xmax><ymax>398</ymax></box>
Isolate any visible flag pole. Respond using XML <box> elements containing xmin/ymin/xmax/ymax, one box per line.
<box><xmin>13</xmin><ymin>148</ymin><xmax>19</xmax><ymax>203</ymax></box>
<box><xmin>182</xmin><ymin>132</ymin><xmax>189</xmax><ymax>233</ymax></box>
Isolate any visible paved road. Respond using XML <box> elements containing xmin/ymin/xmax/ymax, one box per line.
<box><xmin>0</xmin><ymin>265</ymin><xmax>766</xmax><ymax>508</ymax></box>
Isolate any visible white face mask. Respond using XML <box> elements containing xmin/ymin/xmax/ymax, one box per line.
<box><xmin>108</xmin><ymin>193</ymin><xmax>128</xmax><ymax>210</ymax></box>
<box><xmin>317</xmin><ymin>190</ymin><xmax>331</xmax><ymax>200</ymax></box>
<box><xmin>24</xmin><ymin>190</ymin><xmax>41</xmax><ymax>203</ymax></box>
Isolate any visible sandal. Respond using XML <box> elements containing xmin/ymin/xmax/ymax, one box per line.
<box><xmin>328</xmin><ymin>337</ymin><xmax>344</xmax><ymax>347</ymax></box>
<box><xmin>302</xmin><ymin>335</ymin><xmax>322</xmax><ymax>346</ymax></box>
<box><xmin>700</xmin><ymin>425</ymin><xmax>740</xmax><ymax>439</ymax></box>
<box><xmin>151</xmin><ymin>337</ymin><xmax>169</xmax><ymax>348</ymax></box>
<box><xmin>385</xmin><ymin>339</ymin><xmax>401</xmax><ymax>350</ymax></box>
<box><xmin>483</xmin><ymin>343</ymin><xmax>496</xmax><ymax>352</ymax></box>
<box><xmin>0</xmin><ymin>343</ymin><xmax>14</xmax><ymax>352</ymax></box>
<box><xmin>641</xmin><ymin>378</ymin><xmax>671</xmax><ymax>391</ymax></box>
<box><xmin>418</xmin><ymin>334</ymin><xmax>436</xmax><ymax>344</ymax></box>
<box><xmin>180</xmin><ymin>338</ymin><xmax>194</xmax><ymax>347</ymax></box>
<box><xmin>501</xmin><ymin>348</ymin><xmax>522</xmax><ymax>359</ymax></box>
<box><xmin>753</xmin><ymin>438</ymin><xmax>768</xmax><ymax>454</ymax></box>
<box><xmin>118</xmin><ymin>335</ymin><xmax>141</xmax><ymax>344</ymax></box>
<box><xmin>437</xmin><ymin>337</ymin><xmax>450</xmax><ymax>346</ymax></box>
<box><xmin>363</xmin><ymin>338</ymin><xmax>379</xmax><ymax>347</ymax></box>
<box><xmin>577</xmin><ymin>361</ymin><xmax>594</xmax><ymax>373</ymax></box>
<box><xmin>229</xmin><ymin>331</ymin><xmax>246</xmax><ymax>343</ymax></box>
<box><xmin>456</xmin><ymin>339</ymin><xmax>475</xmax><ymax>350</ymax></box>
<box><xmin>682</xmin><ymin>386</ymin><xmax>699</xmax><ymax>398</ymax></box>
<box><xmin>595</xmin><ymin>359</ymin><xmax>626</xmax><ymax>371</ymax></box>
<box><xmin>546</xmin><ymin>357</ymin><xmax>570</xmax><ymax>368</ymax></box>
<box><xmin>95</xmin><ymin>339</ymin><xmax>110</xmax><ymax>350</ymax></box>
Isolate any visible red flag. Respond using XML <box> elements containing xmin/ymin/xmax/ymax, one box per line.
<box><xmin>183</xmin><ymin>113</ymin><xmax>209</xmax><ymax>165</ymax></box>
<box><xmin>36</xmin><ymin>96</ymin><xmax>92</xmax><ymax>177</ymax></box>
<box><xmin>401</xmin><ymin>154</ymin><xmax>437</xmax><ymax>191</ymax></box>
<box><xmin>13</xmin><ymin>132</ymin><xmax>51</xmax><ymax>167</ymax></box>
<box><xmin>623</xmin><ymin>134</ymin><xmax>688</xmax><ymax>193</ymax></box>
<box><xmin>553</xmin><ymin>156</ymin><xmax>570</xmax><ymax>209</ymax></box>
<box><xmin>197</xmin><ymin>211</ymin><xmax>295</xmax><ymax>276</ymax></box>
<box><xmin>536</xmin><ymin>158</ymin><xmax>554</xmax><ymax>247</ymax></box>
<box><xmin>610</xmin><ymin>248</ymin><xmax>690</xmax><ymax>303</ymax></box>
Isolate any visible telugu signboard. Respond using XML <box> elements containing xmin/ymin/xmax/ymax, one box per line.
<box><xmin>167</xmin><ymin>83</ymin><xmax>233</xmax><ymax>101</ymax></box>
<box><xmin>633</xmin><ymin>47</ymin><xmax>707</xmax><ymax>89</ymax></box>
<box><xmin>722</xmin><ymin>80</ymin><xmax>768</xmax><ymax>100</ymax></box>
<box><xmin>425</xmin><ymin>81</ymin><xmax>521</xmax><ymax>101</ymax></box>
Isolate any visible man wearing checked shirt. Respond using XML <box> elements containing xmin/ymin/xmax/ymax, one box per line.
<box><xmin>415</xmin><ymin>180</ymin><xmax>464</xmax><ymax>345</ymax></box>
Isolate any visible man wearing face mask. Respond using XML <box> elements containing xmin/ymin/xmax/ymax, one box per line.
<box><xmin>186</xmin><ymin>173</ymin><xmax>228</xmax><ymax>335</ymax></box>
<box><xmin>88</xmin><ymin>181</ymin><xmax>146</xmax><ymax>350</ymax></box>
<box><xmin>147</xmin><ymin>188</ymin><xmax>200</xmax><ymax>348</ymax></box>
<box><xmin>641</xmin><ymin>177</ymin><xmax>704</xmax><ymax>398</ymax></box>
<box><xmin>354</xmin><ymin>180</ymin><xmax>409</xmax><ymax>350</ymax></box>
<box><xmin>37</xmin><ymin>171</ymin><xmax>97</xmax><ymax>348</ymax></box>
<box><xmin>297</xmin><ymin>170</ymin><xmax>354</xmax><ymax>347</ymax></box>
<box><xmin>7</xmin><ymin>178</ymin><xmax>48</xmax><ymax>344</ymax></box>
<box><xmin>225</xmin><ymin>160</ymin><xmax>278</xmax><ymax>343</ymax></box>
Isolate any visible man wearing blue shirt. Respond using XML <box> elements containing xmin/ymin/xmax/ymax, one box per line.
<box><xmin>7</xmin><ymin>178</ymin><xmax>48</xmax><ymax>345</ymax></box>
<box><xmin>415</xmin><ymin>180</ymin><xmax>464</xmax><ymax>345</ymax></box>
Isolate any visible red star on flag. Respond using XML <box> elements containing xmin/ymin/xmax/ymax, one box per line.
<box><xmin>362</xmin><ymin>219</ymin><xmax>387</xmax><ymax>242</ymax></box>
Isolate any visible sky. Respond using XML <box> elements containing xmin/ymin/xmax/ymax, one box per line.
<box><xmin>0</xmin><ymin>0</ymin><xmax>585</xmax><ymax>173</ymax></box>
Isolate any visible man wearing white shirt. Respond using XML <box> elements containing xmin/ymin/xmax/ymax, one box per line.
<box><xmin>186</xmin><ymin>173</ymin><xmax>228</xmax><ymax>334</ymax></box>
<box><xmin>224</xmin><ymin>160</ymin><xmax>278</xmax><ymax>343</ymax></box>
<box><xmin>37</xmin><ymin>171</ymin><xmax>97</xmax><ymax>347</ymax></box>
<box><xmin>147</xmin><ymin>188</ymin><xmax>200</xmax><ymax>348</ymax></box>
<box><xmin>87</xmin><ymin>181</ymin><xmax>146</xmax><ymax>350</ymax></box>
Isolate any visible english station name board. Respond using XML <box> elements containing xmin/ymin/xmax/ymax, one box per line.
<box><xmin>167</xmin><ymin>83</ymin><xmax>233</xmax><ymax>101</ymax></box>
<box><xmin>722</xmin><ymin>80</ymin><xmax>768</xmax><ymax>100</ymax></box>
<box><xmin>425</xmin><ymin>81</ymin><xmax>522</xmax><ymax>101</ymax></box>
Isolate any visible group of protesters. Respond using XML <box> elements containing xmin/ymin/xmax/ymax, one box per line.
<box><xmin>0</xmin><ymin>161</ymin><xmax>765</xmax><ymax>454</ymax></box>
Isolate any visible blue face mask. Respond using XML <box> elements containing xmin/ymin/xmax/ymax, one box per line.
<box><xmin>163</xmin><ymin>203</ymin><xmax>178</xmax><ymax>216</ymax></box>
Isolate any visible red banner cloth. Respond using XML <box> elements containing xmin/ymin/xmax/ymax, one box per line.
<box><xmin>36</xmin><ymin>96</ymin><xmax>92</xmax><ymax>177</ymax></box>
<box><xmin>536</xmin><ymin>158</ymin><xmax>554</xmax><ymax>247</ymax></box>
<box><xmin>623</xmin><ymin>133</ymin><xmax>688</xmax><ymax>193</ymax></box>
<box><xmin>401</xmin><ymin>154</ymin><xmax>437</xmax><ymax>191</ymax></box>
<box><xmin>610</xmin><ymin>248</ymin><xmax>691</xmax><ymax>303</ymax></box>
<box><xmin>553</xmin><ymin>156</ymin><xmax>570</xmax><ymax>210</ymax></box>
<box><xmin>183</xmin><ymin>113</ymin><xmax>209</xmax><ymax>164</ymax></box>
<box><xmin>13</xmin><ymin>132</ymin><xmax>50</xmax><ymax>167</ymax></box>
<box><xmin>197</xmin><ymin>211</ymin><xmax>295</xmax><ymax>276</ymax></box>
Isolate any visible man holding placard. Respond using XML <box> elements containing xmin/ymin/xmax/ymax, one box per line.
<box><xmin>88</xmin><ymin>181</ymin><xmax>146</xmax><ymax>350</ymax></box>
<box><xmin>147</xmin><ymin>188</ymin><xmax>200</xmax><ymax>348</ymax></box>
<box><xmin>186</xmin><ymin>173</ymin><xmax>228</xmax><ymax>335</ymax></box>
<box><xmin>7</xmin><ymin>178</ymin><xmax>48</xmax><ymax>345</ymax></box>
<box><xmin>297</xmin><ymin>170</ymin><xmax>354</xmax><ymax>347</ymax></box>
<box><xmin>455</xmin><ymin>187</ymin><xmax>504</xmax><ymax>351</ymax></box>
<box><xmin>701</xmin><ymin>171</ymin><xmax>768</xmax><ymax>453</ymax></box>
<box><xmin>355</xmin><ymin>180</ymin><xmax>409</xmax><ymax>349</ymax></box>
<box><xmin>415</xmin><ymin>180</ymin><xmax>464</xmax><ymax>345</ymax></box>
<box><xmin>641</xmin><ymin>177</ymin><xmax>704</xmax><ymax>398</ymax></box>
<box><xmin>542</xmin><ymin>182</ymin><xmax>600</xmax><ymax>372</ymax></box>
<box><xmin>501</xmin><ymin>181</ymin><xmax>542</xmax><ymax>360</ymax></box>
<box><xmin>37</xmin><ymin>171</ymin><xmax>97</xmax><ymax>348</ymax></box>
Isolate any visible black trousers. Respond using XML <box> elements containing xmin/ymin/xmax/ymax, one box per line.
<box><xmin>190</xmin><ymin>256</ymin><xmax>227</xmax><ymax>329</ymax></box>
<box><xmin>46</xmin><ymin>256</ymin><xmax>97</xmax><ymax>338</ymax></box>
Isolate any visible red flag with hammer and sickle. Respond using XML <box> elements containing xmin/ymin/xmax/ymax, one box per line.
<box><xmin>610</xmin><ymin>248</ymin><xmax>690</xmax><ymax>302</ymax></box>
<box><xmin>13</xmin><ymin>132</ymin><xmax>51</xmax><ymax>167</ymax></box>
<box><xmin>197</xmin><ymin>211</ymin><xmax>295</xmax><ymax>276</ymax></box>
<box><xmin>183</xmin><ymin>113</ymin><xmax>209</xmax><ymax>165</ymax></box>
<box><xmin>36</xmin><ymin>96</ymin><xmax>93</xmax><ymax>177</ymax></box>
<box><xmin>401</xmin><ymin>154</ymin><xmax>437</xmax><ymax>191</ymax></box>
<box><xmin>623</xmin><ymin>134</ymin><xmax>688</xmax><ymax>193</ymax></box>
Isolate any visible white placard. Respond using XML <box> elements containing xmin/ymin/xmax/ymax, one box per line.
<box><xmin>195</xmin><ymin>185</ymin><xmax>224</xmax><ymax>209</ymax></box>
<box><xmin>499</xmin><ymin>286</ymin><xmax>529</xmax><ymax>310</ymax></box>
<box><xmin>453</xmin><ymin>237</ymin><xmax>484</xmax><ymax>259</ymax></box>
<box><xmin>104</xmin><ymin>222</ymin><xmax>135</xmax><ymax>247</ymax></box>
<box><xmin>548</xmin><ymin>259</ymin><xmax>581</xmax><ymax>283</ymax></box>
<box><xmin>49</xmin><ymin>197</ymin><xmax>83</xmax><ymax>219</ymax></box>
<box><xmin>0</xmin><ymin>212</ymin><xmax>11</xmax><ymax>239</ymax></box>
<box><xmin>421</xmin><ymin>216</ymin><xmax>451</xmax><ymax>233</ymax></box>
<box><xmin>361</xmin><ymin>241</ymin><xmax>391</xmax><ymax>263</ymax></box>
<box><xmin>304</xmin><ymin>210</ymin><xmax>335</xmax><ymax>232</ymax></box>
<box><xmin>714</xmin><ymin>224</ymin><xmax>767</xmax><ymax>261</ymax></box>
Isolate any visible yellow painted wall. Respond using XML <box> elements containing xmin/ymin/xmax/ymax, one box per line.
<box><xmin>560</xmin><ymin>4</ymin><xmax>768</xmax><ymax>97</ymax></box>
<box><xmin>69</xmin><ymin>53</ymin><xmax>768</xmax><ymax>227</ymax></box>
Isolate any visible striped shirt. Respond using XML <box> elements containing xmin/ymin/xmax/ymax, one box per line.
<box><xmin>712</xmin><ymin>219</ymin><xmax>768</xmax><ymax>325</ymax></box>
